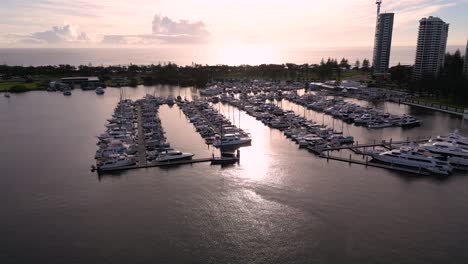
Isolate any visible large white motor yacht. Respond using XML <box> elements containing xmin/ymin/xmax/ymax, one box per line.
<box><xmin>98</xmin><ymin>156</ymin><xmax>136</xmax><ymax>171</ymax></box>
<box><xmin>213</xmin><ymin>134</ymin><xmax>252</xmax><ymax>148</ymax></box>
<box><xmin>420</xmin><ymin>141</ymin><xmax>468</xmax><ymax>166</ymax></box>
<box><xmin>156</xmin><ymin>150</ymin><xmax>194</xmax><ymax>162</ymax></box>
<box><xmin>371</xmin><ymin>149</ymin><xmax>453</xmax><ymax>175</ymax></box>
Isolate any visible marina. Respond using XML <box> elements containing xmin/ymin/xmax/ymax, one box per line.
<box><xmin>94</xmin><ymin>94</ymin><xmax>242</xmax><ymax>172</ymax></box>
<box><xmin>88</xmin><ymin>83</ymin><xmax>468</xmax><ymax>177</ymax></box>
<box><xmin>3</xmin><ymin>85</ymin><xmax>468</xmax><ymax>264</ymax></box>
<box><xmin>3</xmin><ymin>0</ymin><xmax>468</xmax><ymax>262</ymax></box>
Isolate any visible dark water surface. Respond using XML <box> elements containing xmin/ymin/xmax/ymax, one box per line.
<box><xmin>2</xmin><ymin>86</ymin><xmax>468</xmax><ymax>264</ymax></box>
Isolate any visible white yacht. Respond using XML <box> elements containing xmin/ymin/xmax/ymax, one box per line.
<box><xmin>354</xmin><ymin>113</ymin><xmax>372</xmax><ymax>125</ymax></box>
<box><xmin>98</xmin><ymin>156</ymin><xmax>136</xmax><ymax>171</ymax></box>
<box><xmin>420</xmin><ymin>141</ymin><xmax>468</xmax><ymax>166</ymax></box>
<box><xmin>435</xmin><ymin>131</ymin><xmax>468</xmax><ymax>148</ymax></box>
<box><xmin>400</xmin><ymin>116</ymin><xmax>421</xmax><ymax>127</ymax></box>
<box><xmin>95</xmin><ymin>140</ymin><xmax>129</xmax><ymax>157</ymax></box>
<box><xmin>156</xmin><ymin>150</ymin><xmax>194</xmax><ymax>162</ymax></box>
<box><xmin>213</xmin><ymin>134</ymin><xmax>251</xmax><ymax>148</ymax></box>
<box><xmin>370</xmin><ymin>149</ymin><xmax>452</xmax><ymax>175</ymax></box>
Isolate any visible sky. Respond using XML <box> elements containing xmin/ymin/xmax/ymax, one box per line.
<box><xmin>0</xmin><ymin>0</ymin><xmax>467</xmax><ymax>63</ymax></box>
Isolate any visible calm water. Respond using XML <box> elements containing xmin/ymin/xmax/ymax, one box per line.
<box><xmin>2</xmin><ymin>86</ymin><xmax>468</xmax><ymax>264</ymax></box>
<box><xmin>0</xmin><ymin>46</ymin><xmax>465</xmax><ymax>66</ymax></box>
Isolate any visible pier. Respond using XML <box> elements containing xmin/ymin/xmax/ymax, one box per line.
<box><xmin>98</xmin><ymin>158</ymin><xmax>215</xmax><ymax>173</ymax></box>
<box><xmin>136</xmin><ymin>105</ymin><xmax>147</xmax><ymax>166</ymax></box>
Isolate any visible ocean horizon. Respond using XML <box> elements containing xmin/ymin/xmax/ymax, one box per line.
<box><xmin>0</xmin><ymin>46</ymin><xmax>464</xmax><ymax>67</ymax></box>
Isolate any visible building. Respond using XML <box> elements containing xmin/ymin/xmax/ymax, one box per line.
<box><xmin>60</xmin><ymin>76</ymin><xmax>102</xmax><ymax>90</ymax></box>
<box><xmin>372</xmin><ymin>12</ymin><xmax>394</xmax><ymax>76</ymax></box>
<box><xmin>464</xmin><ymin>39</ymin><xmax>468</xmax><ymax>76</ymax></box>
<box><xmin>413</xmin><ymin>16</ymin><xmax>449</xmax><ymax>80</ymax></box>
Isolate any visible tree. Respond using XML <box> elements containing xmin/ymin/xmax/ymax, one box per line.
<box><xmin>389</xmin><ymin>63</ymin><xmax>413</xmax><ymax>89</ymax></box>
<box><xmin>339</xmin><ymin>58</ymin><xmax>350</xmax><ymax>70</ymax></box>
<box><xmin>362</xmin><ymin>59</ymin><xmax>370</xmax><ymax>70</ymax></box>
<box><xmin>354</xmin><ymin>59</ymin><xmax>361</xmax><ymax>70</ymax></box>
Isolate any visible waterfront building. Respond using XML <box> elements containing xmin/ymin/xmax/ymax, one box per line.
<box><xmin>372</xmin><ymin>11</ymin><xmax>394</xmax><ymax>77</ymax></box>
<box><xmin>61</xmin><ymin>76</ymin><xmax>102</xmax><ymax>89</ymax></box>
<box><xmin>413</xmin><ymin>16</ymin><xmax>449</xmax><ymax>80</ymax></box>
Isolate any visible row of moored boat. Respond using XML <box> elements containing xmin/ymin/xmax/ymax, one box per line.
<box><xmin>178</xmin><ymin>99</ymin><xmax>252</xmax><ymax>148</ymax></box>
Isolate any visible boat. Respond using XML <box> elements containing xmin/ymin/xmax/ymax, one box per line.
<box><xmin>367</xmin><ymin>120</ymin><xmax>392</xmax><ymax>129</ymax></box>
<box><xmin>370</xmin><ymin>149</ymin><xmax>452</xmax><ymax>175</ymax></box>
<box><xmin>306</xmin><ymin>137</ymin><xmax>328</xmax><ymax>153</ymax></box>
<box><xmin>63</xmin><ymin>89</ymin><xmax>72</xmax><ymax>96</ymax></box>
<box><xmin>420</xmin><ymin>141</ymin><xmax>468</xmax><ymax>166</ymax></box>
<box><xmin>400</xmin><ymin>116</ymin><xmax>421</xmax><ymax>127</ymax></box>
<box><xmin>4</xmin><ymin>92</ymin><xmax>10</xmax><ymax>98</ymax></box>
<box><xmin>213</xmin><ymin>134</ymin><xmax>252</xmax><ymax>148</ymax></box>
<box><xmin>98</xmin><ymin>156</ymin><xmax>136</xmax><ymax>171</ymax></box>
<box><xmin>95</xmin><ymin>87</ymin><xmax>105</xmax><ymax>95</ymax></box>
<box><xmin>156</xmin><ymin>150</ymin><xmax>194</xmax><ymax>162</ymax></box>
<box><xmin>167</xmin><ymin>95</ymin><xmax>175</xmax><ymax>106</ymax></box>
<box><xmin>329</xmin><ymin>135</ymin><xmax>354</xmax><ymax>145</ymax></box>
<box><xmin>435</xmin><ymin>130</ymin><xmax>468</xmax><ymax>148</ymax></box>
<box><xmin>354</xmin><ymin>113</ymin><xmax>372</xmax><ymax>125</ymax></box>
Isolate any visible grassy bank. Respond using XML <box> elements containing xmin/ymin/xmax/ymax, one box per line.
<box><xmin>0</xmin><ymin>81</ymin><xmax>43</xmax><ymax>93</ymax></box>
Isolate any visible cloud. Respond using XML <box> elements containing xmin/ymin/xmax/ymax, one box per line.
<box><xmin>151</xmin><ymin>14</ymin><xmax>210</xmax><ymax>42</ymax></box>
<box><xmin>101</xmin><ymin>14</ymin><xmax>210</xmax><ymax>45</ymax></box>
<box><xmin>10</xmin><ymin>24</ymin><xmax>90</xmax><ymax>44</ymax></box>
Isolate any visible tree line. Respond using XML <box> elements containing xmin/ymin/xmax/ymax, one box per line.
<box><xmin>0</xmin><ymin>57</ymin><xmax>372</xmax><ymax>88</ymax></box>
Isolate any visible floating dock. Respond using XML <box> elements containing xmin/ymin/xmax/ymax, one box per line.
<box><xmin>319</xmin><ymin>138</ymin><xmax>431</xmax><ymax>152</ymax></box>
<box><xmin>320</xmin><ymin>153</ymin><xmax>431</xmax><ymax>176</ymax></box>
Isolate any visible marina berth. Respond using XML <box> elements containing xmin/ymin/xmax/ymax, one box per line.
<box><xmin>282</xmin><ymin>91</ymin><xmax>421</xmax><ymax>129</ymax></box>
<box><xmin>94</xmin><ymin>94</ymin><xmax>194</xmax><ymax>171</ymax></box>
<box><xmin>178</xmin><ymin>99</ymin><xmax>251</xmax><ymax>148</ymax></box>
<box><xmin>221</xmin><ymin>92</ymin><xmax>353</xmax><ymax>151</ymax></box>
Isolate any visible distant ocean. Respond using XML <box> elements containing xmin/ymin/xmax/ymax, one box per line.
<box><xmin>0</xmin><ymin>46</ymin><xmax>464</xmax><ymax>67</ymax></box>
